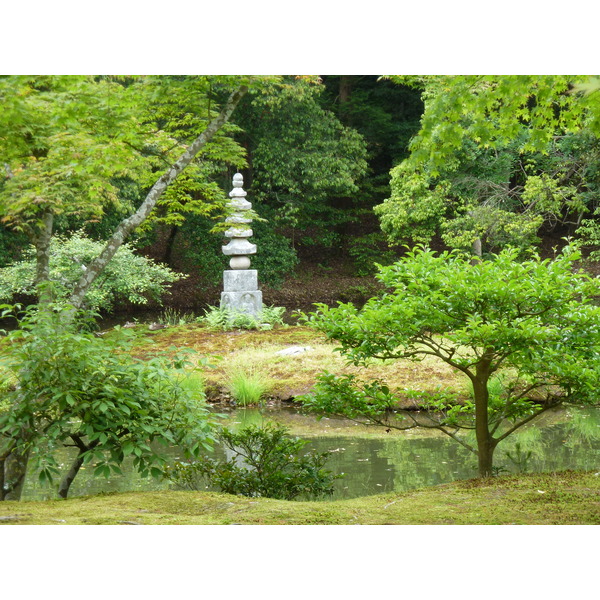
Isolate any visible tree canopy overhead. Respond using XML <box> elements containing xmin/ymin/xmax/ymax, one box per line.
<box><xmin>0</xmin><ymin>75</ymin><xmax>264</xmax><ymax>309</ymax></box>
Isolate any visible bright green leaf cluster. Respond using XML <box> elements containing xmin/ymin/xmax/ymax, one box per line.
<box><xmin>0</xmin><ymin>231</ymin><xmax>182</xmax><ymax>312</ymax></box>
<box><xmin>164</xmin><ymin>423</ymin><xmax>340</xmax><ymax>500</ymax></box>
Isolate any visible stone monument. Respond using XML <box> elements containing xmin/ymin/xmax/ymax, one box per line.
<box><xmin>220</xmin><ymin>173</ymin><xmax>263</xmax><ymax>316</ymax></box>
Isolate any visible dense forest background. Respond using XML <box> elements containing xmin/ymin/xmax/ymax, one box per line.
<box><xmin>2</xmin><ymin>75</ymin><xmax>599</xmax><ymax>314</ymax></box>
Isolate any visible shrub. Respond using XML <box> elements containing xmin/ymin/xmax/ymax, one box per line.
<box><xmin>164</xmin><ymin>423</ymin><xmax>340</xmax><ymax>500</ymax></box>
<box><xmin>0</xmin><ymin>304</ymin><xmax>215</xmax><ymax>499</ymax></box>
<box><xmin>177</xmin><ymin>213</ymin><xmax>298</xmax><ymax>288</ymax></box>
<box><xmin>198</xmin><ymin>304</ymin><xmax>286</xmax><ymax>331</ymax></box>
<box><xmin>0</xmin><ymin>231</ymin><xmax>183</xmax><ymax>313</ymax></box>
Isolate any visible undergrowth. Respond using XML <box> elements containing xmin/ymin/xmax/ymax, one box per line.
<box><xmin>198</xmin><ymin>305</ymin><xmax>286</xmax><ymax>331</ymax></box>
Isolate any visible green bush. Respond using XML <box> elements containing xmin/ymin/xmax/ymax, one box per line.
<box><xmin>0</xmin><ymin>304</ymin><xmax>215</xmax><ymax>498</ymax></box>
<box><xmin>177</xmin><ymin>213</ymin><xmax>298</xmax><ymax>288</ymax></box>
<box><xmin>164</xmin><ymin>423</ymin><xmax>340</xmax><ymax>500</ymax></box>
<box><xmin>250</xmin><ymin>218</ymin><xmax>299</xmax><ymax>288</ymax></box>
<box><xmin>0</xmin><ymin>231</ymin><xmax>182</xmax><ymax>313</ymax></box>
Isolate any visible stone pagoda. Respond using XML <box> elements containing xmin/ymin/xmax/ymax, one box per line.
<box><xmin>220</xmin><ymin>173</ymin><xmax>263</xmax><ymax>316</ymax></box>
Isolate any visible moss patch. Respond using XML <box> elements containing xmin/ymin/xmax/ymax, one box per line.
<box><xmin>1</xmin><ymin>470</ymin><xmax>598</xmax><ymax>525</ymax></box>
<box><xmin>127</xmin><ymin>324</ymin><xmax>464</xmax><ymax>404</ymax></box>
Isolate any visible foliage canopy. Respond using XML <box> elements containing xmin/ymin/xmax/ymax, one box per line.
<box><xmin>302</xmin><ymin>245</ymin><xmax>600</xmax><ymax>476</ymax></box>
<box><xmin>376</xmin><ymin>76</ymin><xmax>600</xmax><ymax>256</ymax></box>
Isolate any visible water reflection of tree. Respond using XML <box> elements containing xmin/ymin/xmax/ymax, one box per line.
<box><xmin>378</xmin><ymin>408</ymin><xmax>600</xmax><ymax>488</ymax></box>
<box><xmin>380</xmin><ymin>435</ymin><xmax>477</xmax><ymax>491</ymax></box>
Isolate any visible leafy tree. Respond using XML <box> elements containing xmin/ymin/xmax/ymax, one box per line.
<box><xmin>376</xmin><ymin>75</ymin><xmax>600</xmax><ymax>255</ymax></box>
<box><xmin>301</xmin><ymin>245</ymin><xmax>600</xmax><ymax>477</ymax></box>
<box><xmin>235</xmin><ymin>77</ymin><xmax>368</xmax><ymax>250</ymax></box>
<box><xmin>0</xmin><ymin>304</ymin><xmax>215</xmax><ymax>500</ymax></box>
<box><xmin>0</xmin><ymin>75</ymin><xmax>256</xmax><ymax>499</ymax></box>
<box><xmin>0</xmin><ymin>75</ymin><xmax>253</xmax><ymax>309</ymax></box>
<box><xmin>164</xmin><ymin>423</ymin><xmax>339</xmax><ymax>500</ymax></box>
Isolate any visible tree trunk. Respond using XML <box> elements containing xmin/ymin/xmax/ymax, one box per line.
<box><xmin>339</xmin><ymin>75</ymin><xmax>352</xmax><ymax>105</ymax></box>
<box><xmin>0</xmin><ymin>441</ymin><xmax>13</xmax><ymax>501</ymax></box>
<box><xmin>338</xmin><ymin>76</ymin><xmax>353</xmax><ymax>124</ymax></box>
<box><xmin>163</xmin><ymin>225</ymin><xmax>179</xmax><ymax>266</ymax></box>
<box><xmin>32</xmin><ymin>210</ymin><xmax>54</xmax><ymax>306</ymax></box>
<box><xmin>2</xmin><ymin>442</ymin><xmax>30</xmax><ymax>501</ymax></box>
<box><xmin>472</xmin><ymin>358</ymin><xmax>496</xmax><ymax>477</ymax></box>
<box><xmin>58</xmin><ymin>453</ymin><xmax>85</xmax><ymax>499</ymax></box>
<box><xmin>68</xmin><ymin>84</ymin><xmax>249</xmax><ymax>311</ymax></box>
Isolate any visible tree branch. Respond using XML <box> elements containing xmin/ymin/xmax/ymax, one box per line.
<box><xmin>493</xmin><ymin>401</ymin><xmax>561</xmax><ymax>444</ymax></box>
<box><xmin>68</xmin><ymin>84</ymin><xmax>249</xmax><ymax>311</ymax></box>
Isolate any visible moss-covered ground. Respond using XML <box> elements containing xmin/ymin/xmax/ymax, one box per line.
<box><xmin>128</xmin><ymin>322</ymin><xmax>463</xmax><ymax>404</ymax></box>
<box><xmin>1</xmin><ymin>470</ymin><xmax>598</xmax><ymax>525</ymax></box>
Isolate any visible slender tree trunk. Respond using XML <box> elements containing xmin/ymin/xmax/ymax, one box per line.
<box><xmin>58</xmin><ymin>453</ymin><xmax>85</xmax><ymax>499</ymax></box>
<box><xmin>163</xmin><ymin>225</ymin><xmax>179</xmax><ymax>266</ymax></box>
<box><xmin>58</xmin><ymin>436</ymin><xmax>97</xmax><ymax>499</ymax></box>
<box><xmin>468</xmin><ymin>210</ymin><xmax>482</xmax><ymax>264</ymax></box>
<box><xmin>32</xmin><ymin>210</ymin><xmax>54</xmax><ymax>306</ymax></box>
<box><xmin>0</xmin><ymin>441</ymin><xmax>14</xmax><ymax>501</ymax></box>
<box><xmin>2</xmin><ymin>441</ymin><xmax>30</xmax><ymax>501</ymax></box>
<box><xmin>472</xmin><ymin>357</ymin><xmax>496</xmax><ymax>477</ymax></box>
<box><xmin>338</xmin><ymin>76</ymin><xmax>353</xmax><ymax>124</ymax></box>
<box><xmin>339</xmin><ymin>76</ymin><xmax>352</xmax><ymax>105</ymax></box>
<box><xmin>68</xmin><ymin>85</ymin><xmax>248</xmax><ymax>311</ymax></box>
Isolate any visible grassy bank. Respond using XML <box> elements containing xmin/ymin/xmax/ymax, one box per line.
<box><xmin>1</xmin><ymin>471</ymin><xmax>598</xmax><ymax>525</ymax></box>
<box><xmin>129</xmin><ymin>322</ymin><xmax>463</xmax><ymax>404</ymax></box>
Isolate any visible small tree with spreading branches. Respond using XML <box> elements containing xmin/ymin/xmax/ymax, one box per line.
<box><xmin>302</xmin><ymin>245</ymin><xmax>600</xmax><ymax>477</ymax></box>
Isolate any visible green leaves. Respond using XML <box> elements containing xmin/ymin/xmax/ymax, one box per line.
<box><xmin>0</xmin><ymin>231</ymin><xmax>182</xmax><ymax>312</ymax></box>
<box><xmin>236</xmin><ymin>77</ymin><xmax>369</xmax><ymax>247</ymax></box>
<box><xmin>164</xmin><ymin>423</ymin><xmax>340</xmax><ymax>500</ymax></box>
<box><xmin>306</xmin><ymin>245</ymin><xmax>600</xmax><ymax>411</ymax></box>
<box><xmin>382</xmin><ymin>76</ymin><xmax>600</xmax><ymax>254</ymax></box>
<box><xmin>0</xmin><ymin>304</ymin><xmax>217</xmax><ymax>497</ymax></box>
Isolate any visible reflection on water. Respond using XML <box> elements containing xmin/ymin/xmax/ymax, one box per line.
<box><xmin>21</xmin><ymin>406</ymin><xmax>600</xmax><ymax>501</ymax></box>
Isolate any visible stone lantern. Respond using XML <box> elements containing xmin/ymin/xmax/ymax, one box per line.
<box><xmin>220</xmin><ymin>173</ymin><xmax>263</xmax><ymax>316</ymax></box>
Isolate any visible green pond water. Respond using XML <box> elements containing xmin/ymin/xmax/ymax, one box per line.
<box><xmin>21</xmin><ymin>406</ymin><xmax>600</xmax><ymax>501</ymax></box>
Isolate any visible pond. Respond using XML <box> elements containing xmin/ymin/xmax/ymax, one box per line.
<box><xmin>21</xmin><ymin>406</ymin><xmax>600</xmax><ymax>501</ymax></box>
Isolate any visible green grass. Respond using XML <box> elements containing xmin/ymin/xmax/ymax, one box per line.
<box><xmin>224</xmin><ymin>368</ymin><xmax>273</xmax><ymax>406</ymax></box>
<box><xmin>1</xmin><ymin>470</ymin><xmax>598</xmax><ymax>525</ymax></box>
<box><xmin>129</xmin><ymin>323</ymin><xmax>464</xmax><ymax>403</ymax></box>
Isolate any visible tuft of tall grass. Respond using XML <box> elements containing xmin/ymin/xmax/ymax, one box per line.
<box><xmin>159</xmin><ymin>307</ymin><xmax>196</xmax><ymax>327</ymax></box>
<box><xmin>225</xmin><ymin>369</ymin><xmax>273</xmax><ymax>406</ymax></box>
